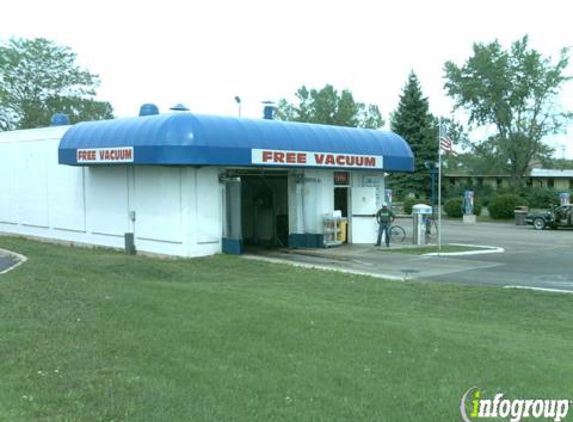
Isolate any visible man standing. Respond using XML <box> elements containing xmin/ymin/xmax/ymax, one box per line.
<box><xmin>375</xmin><ymin>204</ymin><xmax>395</xmax><ymax>247</ymax></box>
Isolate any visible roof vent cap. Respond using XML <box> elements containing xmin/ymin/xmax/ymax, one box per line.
<box><xmin>169</xmin><ymin>103</ymin><xmax>189</xmax><ymax>112</ymax></box>
<box><xmin>139</xmin><ymin>103</ymin><xmax>160</xmax><ymax>116</ymax></box>
<box><xmin>50</xmin><ymin>113</ymin><xmax>70</xmax><ymax>126</ymax></box>
<box><xmin>262</xmin><ymin>101</ymin><xmax>275</xmax><ymax>120</ymax></box>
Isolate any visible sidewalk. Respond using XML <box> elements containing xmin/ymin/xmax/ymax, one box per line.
<box><xmin>245</xmin><ymin>243</ymin><xmax>501</xmax><ymax>281</ymax></box>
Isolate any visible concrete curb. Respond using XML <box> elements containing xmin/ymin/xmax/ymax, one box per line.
<box><xmin>423</xmin><ymin>243</ymin><xmax>504</xmax><ymax>257</ymax></box>
<box><xmin>242</xmin><ymin>254</ymin><xmax>404</xmax><ymax>281</ymax></box>
<box><xmin>503</xmin><ymin>285</ymin><xmax>573</xmax><ymax>294</ymax></box>
<box><xmin>0</xmin><ymin>248</ymin><xmax>28</xmax><ymax>275</ymax></box>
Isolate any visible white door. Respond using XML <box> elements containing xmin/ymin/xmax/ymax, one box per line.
<box><xmin>350</xmin><ymin>187</ymin><xmax>377</xmax><ymax>244</ymax></box>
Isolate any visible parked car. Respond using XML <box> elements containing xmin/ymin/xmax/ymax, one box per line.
<box><xmin>525</xmin><ymin>204</ymin><xmax>573</xmax><ymax>230</ymax></box>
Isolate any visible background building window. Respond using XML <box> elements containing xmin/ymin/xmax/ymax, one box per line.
<box><xmin>548</xmin><ymin>178</ymin><xmax>554</xmax><ymax>188</ymax></box>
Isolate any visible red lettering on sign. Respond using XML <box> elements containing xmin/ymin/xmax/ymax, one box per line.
<box><xmin>336</xmin><ymin>155</ymin><xmax>345</xmax><ymax>165</ymax></box>
<box><xmin>364</xmin><ymin>157</ymin><xmax>376</xmax><ymax>167</ymax></box>
<box><xmin>286</xmin><ymin>152</ymin><xmax>296</xmax><ymax>163</ymax></box>
<box><xmin>297</xmin><ymin>153</ymin><xmax>307</xmax><ymax>164</ymax></box>
<box><xmin>262</xmin><ymin>151</ymin><xmax>273</xmax><ymax>162</ymax></box>
<box><xmin>325</xmin><ymin>155</ymin><xmax>335</xmax><ymax>165</ymax></box>
<box><xmin>274</xmin><ymin>152</ymin><xmax>285</xmax><ymax>163</ymax></box>
<box><xmin>314</xmin><ymin>154</ymin><xmax>325</xmax><ymax>164</ymax></box>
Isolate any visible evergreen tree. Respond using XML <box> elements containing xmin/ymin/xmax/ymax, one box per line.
<box><xmin>388</xmin><ymin>72</ymin><xmax>438</xmax><ymax>199</ymax></box>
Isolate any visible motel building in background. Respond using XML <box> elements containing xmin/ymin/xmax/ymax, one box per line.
<box><xmin>0</xmin><ymin>105</ymin><xmax>414</xmax><ymax>257</ymax></box>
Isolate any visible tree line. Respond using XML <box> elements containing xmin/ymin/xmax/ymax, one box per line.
<box><xmin>1</xmin><ymin>36</ymin><xmax>571</xmax><ymax>194</ymax></box>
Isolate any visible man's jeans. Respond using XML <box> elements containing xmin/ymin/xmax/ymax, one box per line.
<box><xmin>376</xmin><ymin>222</ymin><xmax>390</xmax><ymax>247</ymax></box>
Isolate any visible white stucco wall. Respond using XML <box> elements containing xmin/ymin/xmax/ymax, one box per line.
<box><xmin>0</xmin><ymin>127</ymin><xmax>389</xmax><ymax>253</ymax></box>
<box><xmin>287</xmin><ymin>169</ymin><xmax>386</xmax><ymax>242</ymax></box>
<box><xmin>0</xmin><ymin>128</ymin><xmax>222</xmax><ymax>257</ymax></box>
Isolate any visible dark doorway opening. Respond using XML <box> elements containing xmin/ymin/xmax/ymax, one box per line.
<box><xmin>334</xmin><ymin>187</ymin><xmax>349</xmax><ymax>243</ymax></box>
<box><xmin>239</xmin><ymin>170</ymin><xmax>289</xmax><ymax>249</ymax></box>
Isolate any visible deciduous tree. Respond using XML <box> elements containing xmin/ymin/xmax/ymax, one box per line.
<box><xmin>444</xmin><ymin>36</ymin><xmax>571</xmax><ymax>187</ymax></box>
<box><xmin>0</xmin><ymin>37</ymin><xmax>113</xmax><ymax>130</ymax></box>
<box><xmin>275</xmin><ymin>84</ymin><xmax>384</xmax><ymax>129</ymax></box>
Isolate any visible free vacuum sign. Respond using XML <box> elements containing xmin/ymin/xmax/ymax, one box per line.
<box><xmin>77</xmin><ymin>147</ymin><xmax>134</xmax><ymax>163</ymax></box>
<box><xmin>251</xmin><ymin>149</ymin><xmax>383</xmax><ymax>169</ymax></box>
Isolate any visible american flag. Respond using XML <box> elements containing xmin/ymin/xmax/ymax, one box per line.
<box><xmin>439</xmin><ymin>126</ymin><xmax>456</xmax><ymax>155</ymax></box>
<box><xmin>440</xmin><ymin>136</ymin><xmax>455</xmax><ymax>154</ymax></box>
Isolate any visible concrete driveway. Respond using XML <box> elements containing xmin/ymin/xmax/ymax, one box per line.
<box><xmin>248</xmin><ymin>220</ymin><xmax>573</xmax><ymax>292</ymax></box>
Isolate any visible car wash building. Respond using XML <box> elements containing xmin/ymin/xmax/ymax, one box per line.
<box><xmin>0</xmin><ymin>107</ymin><xmax>413</xmax><ymax>257</ymax></box>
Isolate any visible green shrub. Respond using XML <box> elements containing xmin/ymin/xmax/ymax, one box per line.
<box><xmin>488</xmin><ymin>194</ymin><xmax>528</xmax><ymax>219</ymax></box>
<box><xmin>444</xmin><ymin>197</ymin><xmax>482</xmax><ymax>217</ymax></box>
<box><xmin>445</xmin><ymin>184</ymin><xmax>493</xmax><ymax>207</ymax></box>
<box><xmin>403</xmin><ymin>197</ymin><xmax>429</xmax><ymax>215</ymax></box>
<box><xmin>444</xmin><ymin>198</ymin><xmax>463</xmax><ymax>218</ymax></box>
<box><xmin>522</xmin><ymin>187</ymin><xmax>560</xmax><ymax>209</ymax></box>
<box><xmin>474</xmin><ymin>199</ymin><xmax>483</xmax><ymax>216</ymax></box>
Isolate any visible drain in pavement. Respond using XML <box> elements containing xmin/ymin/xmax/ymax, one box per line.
<box><xmin>400</xmin><ymin>269</ymin><xmax>420</xmax><ymax>282</ymax></box>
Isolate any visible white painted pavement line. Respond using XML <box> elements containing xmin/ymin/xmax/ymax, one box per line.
<box><xmin>0</xmin><ymin>248</ymin><xmax>28</xmax><ymax>275</ymax></box>
<box><xmin>423</xmin><ymin>243</ymin><xmax>504</xmax><ymax>257</ymax></box>
<box><xmin>504</xmin><ymin>285</ymin><xmax>573</xmax><ymax>294</ymax></box>
<box><xmin>242</xmin><ymin>254</ymin><xmax>405</xmax><ymax>281</ymax></box>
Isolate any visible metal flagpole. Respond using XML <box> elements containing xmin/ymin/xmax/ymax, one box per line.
<box><xmin>438</xmin><ymin>125</ymin><xmax>443</xmax><ymax>251</ymax></box>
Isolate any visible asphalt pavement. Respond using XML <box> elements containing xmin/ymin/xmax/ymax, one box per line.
<box><xmin>0</xmin><ymin>252</ymin><xmax>19</xmax><ymax>274</ymax></box>
<box><xmin>248</xmin><ymin>219</ymin><xmax>573</xmax><ymax>292</ymax></box>
<box><xmin>425</xmin><ymin>220</ymin><xmax>573</xmax><ymax>291</ymax></box>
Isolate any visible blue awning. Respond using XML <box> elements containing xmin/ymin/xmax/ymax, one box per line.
<box><xmin>58</xmin><ymin>112</ymin><xmax>414</xmax><ymax>172</ymax></box>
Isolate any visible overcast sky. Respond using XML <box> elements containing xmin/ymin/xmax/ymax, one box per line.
<box><xmin>2</xmin><ymin>0</ymin><xmax>572</xmax><ymax>157</ymax></box>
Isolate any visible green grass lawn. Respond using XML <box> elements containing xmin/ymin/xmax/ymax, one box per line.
<box><xmin>1</xmin><ymin>237</ymin><xmax>572</xmax><ymax>421</ymax></box>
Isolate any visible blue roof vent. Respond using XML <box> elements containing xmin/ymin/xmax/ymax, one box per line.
<box><xmin>139</xmin><ymin>103</ymin><xmax>159</xmax><ymax>116</ymax></box>
<box><xmin>262</xmin><ymin>101</ymin><xmax>275</xmax><ymax>120</ymax></box>
<box><xmin>170</xmin><ymin>103</ymin><xmax>189</xmax><ymax>112</ymax></box>
<box><xmin>50</xmin><ymin>113</ymin><xmax>70</xmax><ymax>126</ymax></box>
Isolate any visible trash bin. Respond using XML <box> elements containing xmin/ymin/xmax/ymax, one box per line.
<box><xmin>514</xmin><ymin>206</ymin><xmax>529</xmax><ymax>225</ymax></box>
<box><xmin>339</xmin><ymin>219</ymin><xmax>347</xmax><ymax>243</ymax></box>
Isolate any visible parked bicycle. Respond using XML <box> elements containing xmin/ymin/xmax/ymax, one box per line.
<box><xmin>389</xmin><ymin>224</ymin><xmax>407</xmax><ymax>243</ymax></box>
<box><xmin>374</xmin><ymin>223</ymin><xmax>407</xmax><ymax>243</ymax></box>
